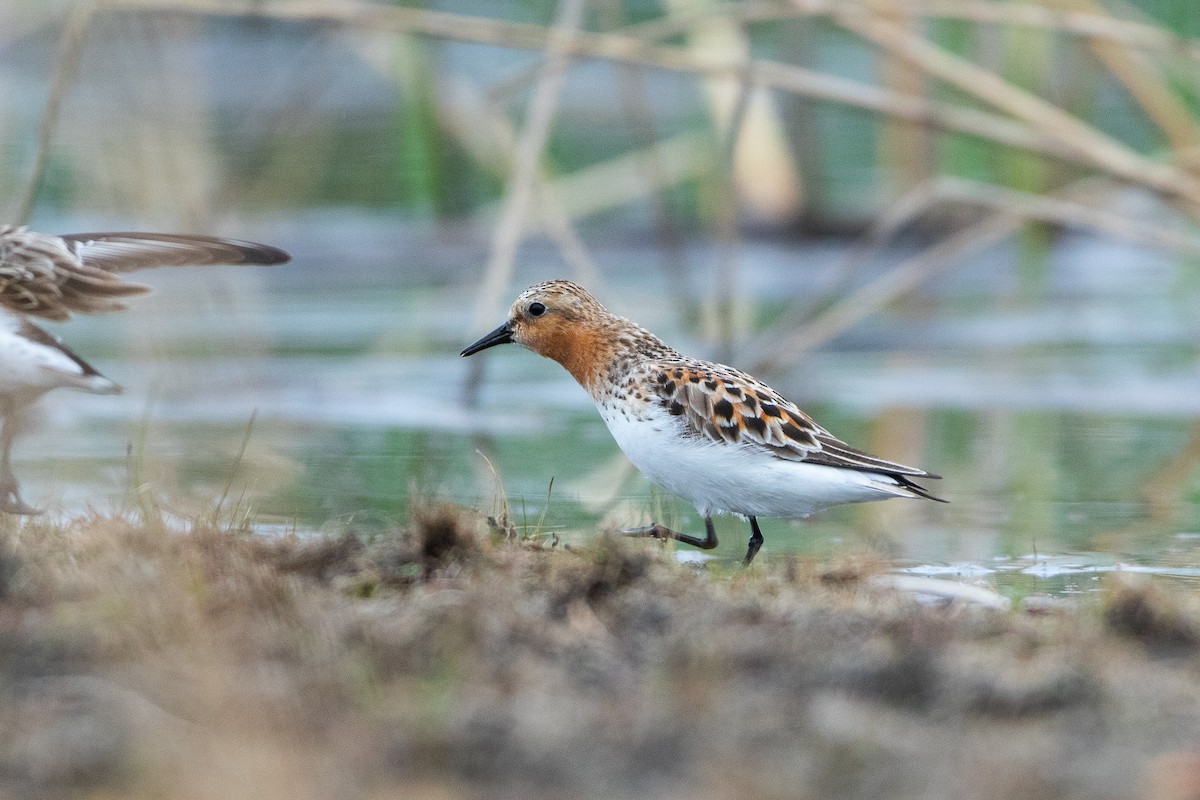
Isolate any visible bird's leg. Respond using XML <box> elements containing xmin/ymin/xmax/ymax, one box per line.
<box><xmin>743</xmin><ymin>516</ymin><xmax>765</xmax><ymax>565</ymax></box>
<box><xmin>0</xmin><ymin>401</ymin><xmax>40</xmax><ymax>516</ymax></box>
<box><xmin>622</xmin><ymin>515</ymin><xmax>719</xmax><ymax>551</ymax></box>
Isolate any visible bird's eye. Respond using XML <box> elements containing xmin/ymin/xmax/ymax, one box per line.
<box><xmin>528</xmin><ymin>302</ymin><xmax>546</xmax><ymax>317</ymax></box>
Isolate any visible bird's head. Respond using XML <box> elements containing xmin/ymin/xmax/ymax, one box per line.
<box><xmin>461</xmin><ymin>280</ymin><xmax>611</xmax><ymax>388</ymax></box>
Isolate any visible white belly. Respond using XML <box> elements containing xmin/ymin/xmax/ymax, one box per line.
<box><xmin>597</xmin><ymin>400</ymin><xmax>910</xmax><ymax>519</ymax></box>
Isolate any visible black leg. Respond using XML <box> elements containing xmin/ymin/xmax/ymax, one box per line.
<box><xmin>743</xmin><ymin>517</ymin><xmax>764</xmax><ymax>565</ymax></box>
<box><xmin>622</xmin><ymin>515</ymin><xmax>719</xmax><ymax>551</ymax></box>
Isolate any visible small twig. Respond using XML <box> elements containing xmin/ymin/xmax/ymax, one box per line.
<box><xmin>475</xmin><ymin>447</ymin><xmax>513</xmax><ymax>537</ymax></box>
<box><xmin>128</xmin><ymin>390</ymin><xmax>166</xmax><ymax>533</ymax></box>
<box><xmin>214</xmin><ymin>409</ymin><xmax>258</xmax><ymax>524</ymax></box>
<box><xmin>533</xmin><ymin>476</ymin><xmax>554</xmax><ymax>540</ymax></box>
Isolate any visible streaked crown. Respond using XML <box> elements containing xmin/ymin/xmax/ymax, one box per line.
<box><xmin>510</xmin><ymin>280</ymin><xmax>608</xmax><ymax>322</ymax></box>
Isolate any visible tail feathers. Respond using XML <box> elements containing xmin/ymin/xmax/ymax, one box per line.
<box><xmin>890</xmin><ymin>473</ymin><xmax>948</xmax><ymax>503</ymax></box>
<box><xmin>80</xmin><ymin>374</ymin><xmax>123</xmax><ymax>395</ymax></box>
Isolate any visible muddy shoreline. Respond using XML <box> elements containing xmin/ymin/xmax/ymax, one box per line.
<box><xmin>2</xmin><ymin>509</ymin><xmax>1199</xmax><ymax>799</ymax></box>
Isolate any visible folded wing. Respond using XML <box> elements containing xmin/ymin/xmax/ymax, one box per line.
<box><xmin>651</xmin><ymin>361</ymin><xmax>943</xmax><ymax>495</ymax></box>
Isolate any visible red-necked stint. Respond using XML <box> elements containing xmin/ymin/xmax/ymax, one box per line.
<box><xmin>462</xmin><ymin>280</ymin><xmax>944</xmax><ymax>565</ymax></box>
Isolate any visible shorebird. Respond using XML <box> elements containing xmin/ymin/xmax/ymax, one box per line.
<box><xmin>0</xmin><ymin>225</ymin><xmax>290</xmax><ymax>514</ymax></box>
<box><xmin>462</xmin><ymin>280</ymin><xmax>944</xmax><ymax>565</ymax></box>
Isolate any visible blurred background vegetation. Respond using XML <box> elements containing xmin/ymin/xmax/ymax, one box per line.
<box><xmin>3</xmin><ymin>0</ymin><xmax>1200</xmax><ymax>585</ymax></box>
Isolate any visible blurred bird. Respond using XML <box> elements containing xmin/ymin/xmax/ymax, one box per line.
<box><xmin>0</xmin><ymin>225</ymin><xmax>290</xmax><ymax>514</ymax></box>
<box><xmin>462</xmin><ymin>280</ymin><xmax>944</xmax><ymax>565</ymax></box>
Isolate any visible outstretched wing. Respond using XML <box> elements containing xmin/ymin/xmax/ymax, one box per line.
<box><xmin>651</xmin><ymin>361</ymin><xmax>942</xmax><ymax>490</ymax></box>
<box><xmin>57</xmin><ymin>231</ymin><xmax>290</xmax><ymax>273</ymax></box>
<box><xmin>0</xmin><ymin>226</ymin><xmax>289</xmax><ymax>320</ymax></box>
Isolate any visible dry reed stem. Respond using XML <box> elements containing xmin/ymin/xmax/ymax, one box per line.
<box><xmin>710</xmin><ymin>75</ymin><xmax>754</xmax><ymax>361</ymax></box>
<box><xmin>663</xmin><ymin>0</ymin><xmax>762</xmax><ymax>355</ymax></box>
<box><xmin>603</xmin><ymin>0</ymin><xmax>694</xmax><ymax>324</ymax></box>
<box><xmin>930</xmin><ymin>176</ymin><xmax>1200</xmax><ymax>254</ymax></box>
<box><xmin>827</xmin><ymin>5</ymin><xmax>1200</xmax><ymax>206</ymax></box>
<box><xmin>664</xmin><ymin>0</ymin><xmax>802</xmax><ymax>223</ymax></box>
<box><xmin>78</xmin><ymin>1</ymin><xmax>1200</xmax><ymax>208</ymax></box>
<box><xmin>434</xmin><ymin>79</ymin><xmax>601</xmax><ymax>287</ymax></box>
<box><xmin>713</xmin><ymin>1</ymin><xmax>1200</xmax><ymax>65</ymax></box>
<box><xmin>870</xmin><ymin>0</ymin><xmax>933</xmax><ymax>194</ymax></box>
<box><xmin>518</xmin><ymin>130</ymin><xmax>713</xmax><ymax>222</ymax></box>
<box><xmin>451</xmin><ymin>77</ymin><xmax>667</xmax><ymax>278</ymax></box>
<box><xmin>97</xmin><ymin>0</ymin><xmax>1085</xmax><ymax>169</ymax></box>
<box><xmin>900</xmin><ymin>0</ymin><xmax>1200</xmax><ymax>62</ymax></box>
<box><xmin>463</xmin><ymin>0</ymin><xmax>587</xmax><ymax>406</ymax></box>
<box><xmin>750</xmin><ymin>213</ymin><xmax>1023</xmax><ymax>372</ymax></box>
<box><xmin>747</xmin><ymin>178</ymin><xmax>960</xmax><ymax>348</ymax></box>
<box><xmin>534</xmin><ymin>183</ymin><xmax>604</xmax><ymax>283</ymax></box>
<box><xmin>106</xmin><ymin>0</ymin><xmax>1200</xmax><ymax>210</ymax></box>
<box><xmin>1059</xmin><ymin>0</ymin><xmax>1200</xmax><ymax>166</ymax></box>
<box><xmin>471</xmin><ymin>0</ymin><xmax>587</xmax><ymax>328</ymax></box>
<box><xmin>1139</xmin><ymin>420</ymin><xmax>1200</xmax><ymax>524</ymax></box>
<box><xmin>499</xmin><ymin>0</ymin><xmax>1200</xmax><ymax>92</ymax></box>
<box><xmin>14</xmin><ymin>2</ymin><xmax>98</xmax><ymax>224</ymax></box>
<box><xmin>746</xmin><ymin>172</ymin><xmax>1195</xmax><ymax>369</ymax></box>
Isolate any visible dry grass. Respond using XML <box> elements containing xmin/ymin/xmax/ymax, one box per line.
<box><xmin>1</xmin><ymin>508</ymin><xmax>1199</xmax><ymax>799</ymax></box>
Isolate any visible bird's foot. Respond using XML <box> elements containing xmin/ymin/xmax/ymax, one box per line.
<box><xmin>620</xmin><ymin>522</ymin><xmax>719</xmax><ymax>551</ymax></box>
<box><xmin>0</xmin><ymin>480</ymin><xmax>41</xmax><ymax>516</ymax></box>
<box><xmin>620</xmin><ymin>523</ymin><xmax>678</xmax><ymax>542</ymax></box>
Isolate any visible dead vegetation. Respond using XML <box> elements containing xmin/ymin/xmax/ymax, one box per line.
<box><xmin>1</xmin><ymin>508</ymin><xmax>1199</xmax><ymax>799</ymax></box>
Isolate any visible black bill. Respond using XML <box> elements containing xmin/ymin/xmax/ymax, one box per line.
<box><xmin>461</xmin><ymin>323</ymin><xmax>514</xmax><ymax>356</ymax></box>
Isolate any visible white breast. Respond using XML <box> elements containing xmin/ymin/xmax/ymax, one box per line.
<box><xmin>595</xmin><ymin>398</ymin><xmax>912</xmax><ymax>519</ymax></box>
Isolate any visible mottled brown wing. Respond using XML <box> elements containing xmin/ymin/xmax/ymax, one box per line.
<box><xmin>652</xmin><ymin>363</ymin><xmax>938</xmax><ymax>479</ymax></box>
<box><xmin>0</xmin><ymin>226</ymin><xmax>289</xmax><ymax>320</ymax></box>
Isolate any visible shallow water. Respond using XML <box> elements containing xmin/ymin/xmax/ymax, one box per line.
<box><xmin>12</xmin><ymin>219</ymin><xmax>1200</xmax><ymax>597</ymax></box>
